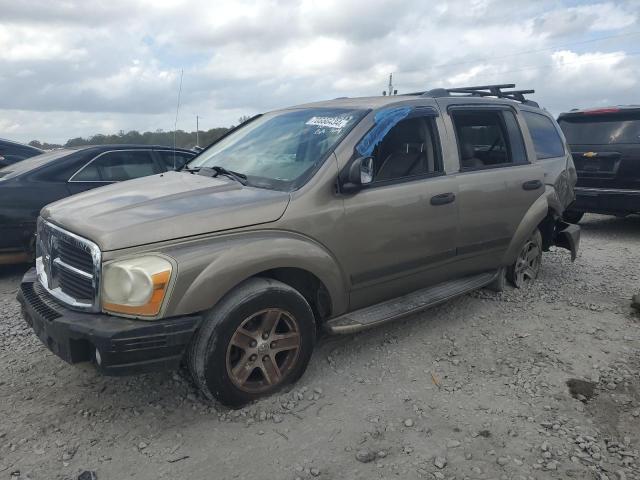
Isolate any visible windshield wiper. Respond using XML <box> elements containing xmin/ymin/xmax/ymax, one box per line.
<box><xmin>197</xmin><ymin>166</ymin><xmax>248</xmax><ymax>185</ymax></box>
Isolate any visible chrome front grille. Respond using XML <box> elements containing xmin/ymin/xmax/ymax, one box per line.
<box><xmin>36</xmin><ymin>218</ymin><xmax>101</xmax><ymax>311</ymax></box>
<box><xmin>58</xmin><ymin>237</ymin><xmax>95</xmax><ymax>272</ymax></box>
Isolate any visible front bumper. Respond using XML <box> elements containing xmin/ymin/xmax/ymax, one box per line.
<box><xmin>571</xmin><ymin>187</ymin><xmax>640</xmax><ymax>215</ymax></box>
<box><xmin>17</xmin><ymin>268</ymin><xmax>202</xmax><ymax>376</ymax></box>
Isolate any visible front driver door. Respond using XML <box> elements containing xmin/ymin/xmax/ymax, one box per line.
<box><xmin>341</xmin><ymin>107</ymin><xmax>460</xmax><ymax>309</ymax></box>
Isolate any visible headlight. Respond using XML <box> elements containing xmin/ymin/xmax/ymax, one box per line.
<box><xmin>102</xmin><ymin>255</ymin><xmax>172</xmax><ymax>317</ymax></box>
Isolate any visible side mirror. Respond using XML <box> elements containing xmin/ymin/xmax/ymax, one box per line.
<box><xmin>341</xmin><ymin>156</ymin><xmax>373</xmax><ymax>193</ymax></box>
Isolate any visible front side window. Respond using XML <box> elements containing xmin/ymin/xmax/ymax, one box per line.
<box><xmin>188</xmin><ymin>108</ymin><xmax>366</xmax><ymax>190</ymax></box>
<box><xmin>452</xmin><ymin>110</ymin><xmax>512</xmax><ymax>170</ymax></box>
<box><xmin>522</xmin><ymin>111</ymin><xmax>565</xmax><ymax>159</ymax></box>
<box><xmin>72</xmin><ymin>151</ymin><xmax>159</xmax><ymax>182</ymax></box>
<box><xmin>355</xmin><ymin>109</ymin><xmax>442</xmax><ymax>183</ymax></box>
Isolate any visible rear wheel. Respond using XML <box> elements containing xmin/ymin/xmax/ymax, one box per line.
<box><xmin>507</xmin><ymin>230</ymin><xmax>542</xmax><ymax>288</ymax></box>
<box><xmin>188</xmin><ymin>277</ymin><xmax>316</xmax><ymax>407</ymax></box>
<box><xmin>563</xmin><ymin>210</ymin><xmax>584</xmax><ymax>224</ymax></box>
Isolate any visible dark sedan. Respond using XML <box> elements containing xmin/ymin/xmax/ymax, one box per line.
<box><xmin>0</xmin><ymin>144</ymin><xmax>197</xmax><ymax>264</ymax></box>
<box><xmin>0</xmin><ymin>138</ymin><xmax>44</xmax><ymax>167</ymax></box>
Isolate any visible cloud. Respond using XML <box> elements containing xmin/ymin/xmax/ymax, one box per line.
<box><xmin>0</xmin><ymin>0</ymin><xmax>638</xmax><ymax>143</ymax></box>
<box><xmin>0</xmin><ymin>25</ymin><xmax>88</xmax><ymax>62</ymax></box>
<box><xmin>0</xmin><ymin>0</ymin><xmax>140</xmax><ymax>26</ymax></box>
<box><xmin>533</xmin><ymin>2</ymin><xmax>638</xmax><ymax>37</ymax></box>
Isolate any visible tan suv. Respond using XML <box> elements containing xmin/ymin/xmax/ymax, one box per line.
<box><xmin>18</xmin><ymin>84</ymin><xmax>580</xmax><ymax>406</ymax></box>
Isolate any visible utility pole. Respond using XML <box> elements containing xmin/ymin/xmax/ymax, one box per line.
<box><xmin>196</xmin><ymin>115</ymin><xmax>200</xmax><ymax>147</ymax></box>
<box><xmin>173</xmin><ymin>68</ymin><xmax>183</xmax><ymax>170</ymax></box>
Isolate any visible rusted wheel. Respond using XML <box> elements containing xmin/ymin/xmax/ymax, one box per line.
<box><xmin>226</xmin><ymin>309</ymin><xmax>301</xmax><ymax>393</ymax></box>
<box><xmin>188</xmin><ymin>278</ymin><xmax>315</xmax><ymax>407</ymax></box>
<box><xmin>507</xmin><ymin>230</ymin><xmax>542</xmax><ymax>288</ymax></box>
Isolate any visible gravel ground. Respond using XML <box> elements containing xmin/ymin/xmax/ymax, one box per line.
<box><xmin>1</xmin><ymin>214</ymin><xmax>639</xmax><ymax>480</ymax></box>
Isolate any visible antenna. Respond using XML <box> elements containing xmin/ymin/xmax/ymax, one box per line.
<box><xmin>196</xmin><ymin>115</ymin><xmax>200</xmax><ymax>147</ymax></box>
<box><xmin>382</xmin><ymin>73</ymin><xmax>397</xmax><ymax>96</ymax></box>
<box><xmin>173</xmin><ymin>69</ymin><xmax>184</xmax><ymax>170</ymax></box>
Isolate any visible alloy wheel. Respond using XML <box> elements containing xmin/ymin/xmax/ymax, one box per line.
<box><xmin>512</xmin><ymin>238</ymin><xmax>541</xmax><ymax>287</ymax></box>
<box><xmin>226</xmin><ymin>309</ymin><xmax>301</xmax><ymax>393</ymax></box>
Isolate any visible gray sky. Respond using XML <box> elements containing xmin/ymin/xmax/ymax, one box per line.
<box><xmin>1</xmin><ymin>0</ymin><xmax>639</xmax><ymax>144</ymax></box>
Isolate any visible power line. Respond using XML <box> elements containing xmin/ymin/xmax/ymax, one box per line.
<box><xmin>466</xmin><ymin>49</ymin><xmax>640</xmax><ymax>83</ymax></box>
<box><xmin>457</xmin><ymin>53</ymin><xmax>640</xmax><ymax>105</ymax></box>
<box><xmin>430</xmin><ymin>30</ymin><xmax>640</xmax><ymax>71</ymax></box>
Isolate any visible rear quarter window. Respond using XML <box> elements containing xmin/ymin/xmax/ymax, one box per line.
<box><xmin>522</xmin><ymin>111</ymin><xmax>565</xmax><ymax>159</ymax></box>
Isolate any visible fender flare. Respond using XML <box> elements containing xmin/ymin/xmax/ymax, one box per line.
<box><xmin>165</xmin><ymin>230</ymin><xmax>349</xmax><ymax>317</ymax></box>
<box><xmin>501</xmin><ymin>194</ymin><xmax>549</xmax><ymax>265</ymax></box>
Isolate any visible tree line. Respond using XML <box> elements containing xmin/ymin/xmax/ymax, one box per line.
<box><xmin>29</xmin><ymin>127</ymin><xmax>232</xmax><ymax>151</ymax></box>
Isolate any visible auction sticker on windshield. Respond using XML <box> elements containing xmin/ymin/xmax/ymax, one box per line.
<box><xmin>306</xmin><ymin>116</ymin><xmax>352</xmax><ymax>130</ymax></box>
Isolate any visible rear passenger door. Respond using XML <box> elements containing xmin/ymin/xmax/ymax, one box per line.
<box><xmin>442</xmin><ymin>105</ymin><xmax>544</xmax><ymax>271</ymax></box>
<box><xmin>67</xmin><ymin>150</ymin><xmax>162</xmax><ymax>194</ymax></box>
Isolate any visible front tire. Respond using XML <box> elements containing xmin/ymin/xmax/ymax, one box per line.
<box><xmin>507</xmin><ymin>230</ymin><xmax>542</xmax><ymax>288</ymax></box>
<box><xmin>188</xmin><ymin>277</ymin><xmax>316</xmax><ymax>408</ymax></box>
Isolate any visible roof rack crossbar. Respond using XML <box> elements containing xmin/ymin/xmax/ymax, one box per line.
<box><xmin>417</xmin><ymin>83</ymin><xmax>537</xmax><ymax>106</ymax></box>
<box><xmin>447</xmin><ymin>83</ymin><xmax>515</xmax><ymax>94</ymax></box>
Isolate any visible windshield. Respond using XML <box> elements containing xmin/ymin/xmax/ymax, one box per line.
<box><xmin>559</xmin><ymin>112</ymin><xmax>640</xmax><ymax>145</ymax></box>
<box><xmin>188</xmin><ymin>108</ymin><xmax>366</xmax><ymax>190</ymax></box>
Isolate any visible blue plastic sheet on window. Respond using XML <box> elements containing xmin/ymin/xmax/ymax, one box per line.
<box><xmin>355</xmin><ymin>106</ymin><xmax>412</xmax><ymax>157</ymax></box>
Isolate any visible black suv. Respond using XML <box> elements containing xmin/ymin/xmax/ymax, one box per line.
<box><xmin>558</xmin><ymin>106</ymin><xmax>640</xmax><ymax>222</ymax></box>
<box><xmin>0</xmin><ymin>138</ymin><xmax>43</xmax><ymax>167</ymax></box>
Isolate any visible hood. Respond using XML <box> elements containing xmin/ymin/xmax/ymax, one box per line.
<box><xmin>42</xmin><ymin>171</ymin><xmax>290</xmax><ymax>251</ymax></box>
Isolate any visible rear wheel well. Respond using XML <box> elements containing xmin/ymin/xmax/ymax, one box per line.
<box><xmin>253</xmin><ymin>268</ymin><xmax>332</xmax><ymax>324</ymax></box>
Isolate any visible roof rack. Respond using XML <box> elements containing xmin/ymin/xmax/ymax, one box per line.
<box><xmin>408</xmin><ymin>84</ymin><xmax>539</xmax><ymax>107</ymax></box>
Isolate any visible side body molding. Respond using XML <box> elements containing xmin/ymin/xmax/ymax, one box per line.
<box><xmin>161</xmin><ymin>230</ymin><xmax>349</xmax><ymax>318</ymax></box>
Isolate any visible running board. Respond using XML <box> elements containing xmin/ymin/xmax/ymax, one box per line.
<box><xmin>325</xmin><ymin>271</ymin><xmax>499</xmax><ymax>334</ymax></box>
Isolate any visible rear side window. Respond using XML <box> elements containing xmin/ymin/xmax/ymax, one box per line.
<box><xmin>452</xmin><ymin>110</ymin><xmax>518</xmax><ymax>170</ymax></box>
<box><xmin>558</xmin><ymin>112</ymin><xmax>640</xmax><ymax>145</ymax></box>
<box><xmin>522</xmin><ymin>111</ymin><xmax>565</xmax><ymax>159</ymax></box>
<box><xmin>155</xmin><ymin>150</ymin><xmax>195</xmax><ymax>170</ymax></box>
<box><xmin>72</xmin><ymin>150</ymin><xmax>159</xmax><ymax>182</ymax></box>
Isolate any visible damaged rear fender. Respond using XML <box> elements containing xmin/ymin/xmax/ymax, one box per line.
<box><xmin>501</xmin><ymin>194</ymin><xmax>548</xmax><ymax>266</ymax></box>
